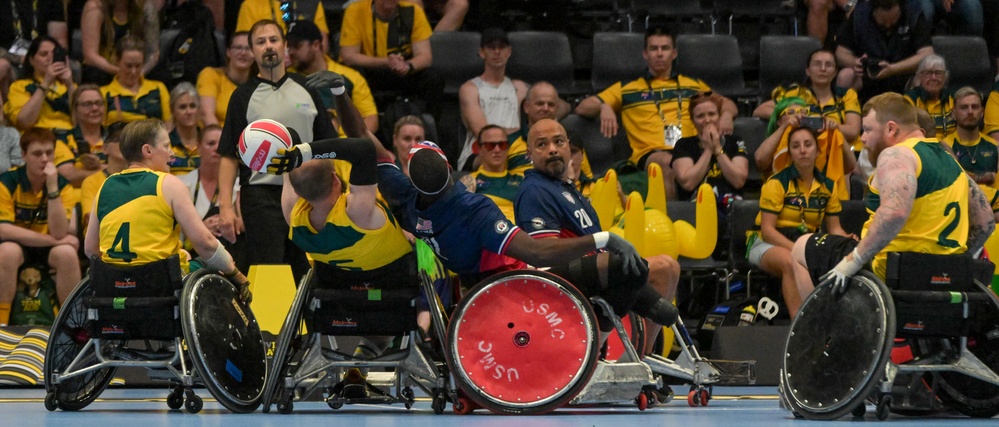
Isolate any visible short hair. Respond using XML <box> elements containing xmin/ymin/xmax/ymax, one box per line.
<box><xmin>115</xmin><ymin>35</ymin><xmax>146</xmax><ymax>61</ymax></box>
<box><xmin>409</xmin><ymin>149</ymin><xmax>451</xmax><ymax>194</ymax></box>
<box><xmin>478</xmin><ymin>124</ymin><xmax>505</xmax><ymax>143</ymax></box>
<box><xmin>19</xmin><ymin>128</ymin><xmax>55</xmax><ymax>153</ymax></box>
<box><xmin>71</xmin><ymin>84</ymin><xmax>104</xmax><ymax>112</ymax></box>
<box><xmin>862</xmin><ymin>92</ymin><xmax>918</xmax><ymax>127</ymax></box>
<box><xmin>688</xmin><ymin>91</ymin><xmax>723</xmax><ymax>115</ymax></box>
<box><xmin>916</xmin><ymin>108</ymin><xmax>935</xmax><ymax>137</ymax></box>
<box><xmin>120</xmin><ymin>119</ymin><xmax>166</xmax><ymax>163</ymax></box>
<box><xmin>393</xmin><ymin>115</ymin><xmax>425</xmax><ymax>136</ymax></box>
<box><xmin>289</xmin><ymin>159</ymin><xmax>338</xmax><ymax>201</ymax></box>
<box><xmin>105</xmin><ymin>121</ymin><xmax>128</xmax><ymax>144</ymax></box>
<box><xmin>871</xmin><ymin>0</ymin><xmax>900</xmax><ymax>10</ymax></box>
<box><xmin>644</xmin><ymin>25</ymin><xmax>676</xmax><ymax>47</ymax></box>
<box><xmin>953</xmin><ymin>86</ymin><xmax>983</xmax><ymax>105</ymax></box>
<box><xmin>169</xmin><ymin>82</ymin><xmax>199</xmax><ymax>110</ymax></box>
<box><xmin>249</xmin><ymin>19</ymin><xmax>286</xmax><ymax>42</ymax></box>
<box><xmin>916</xmin><ymin>54</ymin><xmax>948</xmax><ymax>80</ymax></box>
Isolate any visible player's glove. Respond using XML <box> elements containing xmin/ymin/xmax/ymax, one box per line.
<box><xmin>817</xmin><ymin>248</ymin><xmax>865</xmax><ymax>295</ymax></box>
<box><xmin>268</xmin><ymin>142</ymin><xmax>313</xmax><ymax>175</ymax></box>
<box><xmin>305</xmin><ymin>70</ymin><xmax>346</xmax><ymax>95</ymax></box>
<box><xmin>596</xmin><ymin>232</ymin><xmax>645</xmax><ymax>277</ymax></box>
<box><xmin>226</xmin><ymin>268</ymin><xmax>253</xmax><ymax>304</ymax></box>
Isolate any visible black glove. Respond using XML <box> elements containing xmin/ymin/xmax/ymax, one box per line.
<box><xmin>606</xmin><ymin>233</ymin><xmax>644</xmax><ymax>277</ymax></box>
<box><xmin>267</xmin><ymin>144</ymin><xmax>305</xmax><ymax>175</ymax></box>
<box><xmin>305</xmin><ymin>70</ymin><xmax>345</xmax><ymax>93</ymax></box>
<box><xmin>225</xmin><ymin>268</ymin><xmax>252</xmax><ymax>304</ymax></box>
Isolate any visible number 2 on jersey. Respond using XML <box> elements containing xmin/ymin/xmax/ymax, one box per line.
<box><xmin>936</xmin><ymin>202</ymin><xmax>961</xmax><ymax>248</ymax></box>
<box><xmin>108</xmin><ymin>222</ymin><xmax>138</xmax><ymax>262</ymax></box>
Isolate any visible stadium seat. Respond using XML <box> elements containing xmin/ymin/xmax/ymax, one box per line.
<box><xmin>71</xmin><ymin>30</ymin><xmax>83</xmax><ymax>62</ymax></box>
<box><xmin>428</xmin><ymin>31</ymin><xmax>482</xmax><ymax>95</ymax></box>
<box><xmin>676</xmin><ymin>34</ymin><xmax>756</xmax><ymax>100</ymax></box>
<box><xmin>561</xmin><ymin>113</ymin><xmax>631</xmax><ymax>177</ymax></box>
<box><xmin>931</xmin><ymin>36</ymin><xmax>993</xmax><ymax>96</ymax></box>
<box><xmin>712</xmin><ymin>0</ymin><xmax>799</xmax><ymax>35</ymax></box>
<box><xmin>732</xmin><ymin>117</ymin><xmax>767</xmax><ymax>186</ymax></box>
<box><xmin>507</xmin><ymin>31</ymin><xmax>580</xmax><ymax>96</ymax></box>
<box><xmin>728</xmin><ymin>199</ymin><xmax>766</xmax><ymax>293</ymax></box>
<box><xmin>758</xmin><ymin>36</ymin><xmax>822</xmax><ymax>100</ymax></box>
<box><xmin>591</xmin><ymin>32</ymin><xmax>646</xmax><ymax>93</ymax></box>
<box><xmin>628</xmin><ymin>0</ymin><xmax>711</xmax><ymax>33</ymax></box>
<box><xmin>837</xmin><ymin>200</ymin><xmax>869</xmax><ymax>236</ymax></box>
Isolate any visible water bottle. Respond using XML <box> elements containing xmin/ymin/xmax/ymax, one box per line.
<box><xmin>738</xmin><ymin>304</ymin><xmax>757</xmax><ymax>326</ymax></box>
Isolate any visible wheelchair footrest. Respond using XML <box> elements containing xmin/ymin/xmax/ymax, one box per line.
<box><xmin>698</xmin><ymin>359</ymin><xmax>756</xmax><ymax>386</ymax></box>
<box><xmin>570</xmin><ymin>360</ymin><xmax>658</xmax><ymax>405</ymax></box>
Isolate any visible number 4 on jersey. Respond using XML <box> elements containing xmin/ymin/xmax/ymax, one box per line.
<box><xmin>108</xmin><ymin>222</ymin><xmax>138</xmax><ymax>262</ymax></box>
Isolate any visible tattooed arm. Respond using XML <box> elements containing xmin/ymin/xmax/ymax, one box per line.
<box><xmin>852</xmin><ymin>146</ymin><xmax>918</xmax><ymax>264</ymax></box>
<box><xmin>966</xmin><ymin>176</ymin><xmax>996</xmax><ymax>254</ymax></box>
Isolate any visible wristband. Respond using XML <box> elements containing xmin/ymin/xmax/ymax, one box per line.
<box><xmin>298</xmin><ymin>143</ymin><xmax>314</xmax><ymax>162</ymax></box>
<box><xmin>330</xmin><ymin>85</ymin><xmax>345</xmax><ymax>96</ymax></box>
<box><xmin>714</xmin><ymin>149</ymin><xmax>724</xmax><ymax>156</ymax></box>
<box><xmin>47</xmin><ymin>191</ymin><xmax>60</xmax><ymax>199</ymax></box>
<box><xmin>593</xmin><ymin>231</ymin><xmax>609</xmax><ymax>249</ymax></box>
<box><xmin>852</xmin><ymin>247</ymin><xmax>862</xmax><ymax>262</ymax></box>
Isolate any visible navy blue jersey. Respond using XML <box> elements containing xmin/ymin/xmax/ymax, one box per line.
<box><xmin>515</xmin><ymin>170</ymin><xmax>601</xmax><ymax>239</ymax></box>
<box><xmin>377</xmin><ymin>163</ymin><xmax>525</xmax><ymax>275</ymax></box>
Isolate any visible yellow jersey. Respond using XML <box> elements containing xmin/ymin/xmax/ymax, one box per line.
<box><xmin>905</xmin><ymin>87</ymin><xmax>955</xmax><ymax>140</ymax></box>
<box><xmin>3</xmin><ymin>79</ymin><xmax>73</xmax><ymax>131</ymax></box>
<box><xmin>102</xmin><ymin>77</ymin><xmax>172</xmax><ymax>125</ymax></box>
<box><xmin>863</xmin><ymin>138</ymin><xmax>969</xmax><ymax>279</ymax></box>
<box><xmin>234</xmin><ymin>0</ymin><xmax>329</xmax><ymax>34</ymax></box>
<box><xmin>756</xmin><ymin>165</ymin><xmax>842</xmax><ymax>231</ymax></box>
<box><xmin>340</xmin><ymin>0</ymin><xmax>433</xmax><ymax>59</ymax></box>
<box><xmin>986</xmin><ymin>81</ymin><xmax>999</xmax><ymax>135</ymax></box>
<box><xmin>95</xmin><ymin>168</ymin><xmax>186</xmax><ymax>270</ymax></box>
<box><xmin>0</xmin><ymin>167</ymin><xmax>76</xmax><ymax>234</ymax></box>
<box><xmin>196</xmin><ymin>67</ymin><xmax>239</xmax><ymax>125</ymax></box>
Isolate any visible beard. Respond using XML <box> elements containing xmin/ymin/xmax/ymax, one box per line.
<box><xmin>261</xmin><ymin>50</ymin><xmax>282</xmax><ymax>69</ymax></box>
<box><xmin>540</xmin><ymin>156</ymin><xmax>566</xmax><ymax>179</ymax></box>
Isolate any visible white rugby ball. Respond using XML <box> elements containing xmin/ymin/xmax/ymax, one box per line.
<box><xmin>238</xmin><ymin>119</ymin><xmax>294</xmax><ymax>173</ymax></box>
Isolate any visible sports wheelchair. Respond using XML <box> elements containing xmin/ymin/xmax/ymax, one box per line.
<box><xmin>43</xmin><ymin>255</ymin><xmax>267</xmax><ymax>413</ymax></box>
<box><xmin>445</xmin><ymin>269</ymin><xmax>754</xmax><ymax>414</ymax></box>
<box><xmin>261</xmin><ymin>254</ymin><xmax>453</xmax><ymax>414</ymax></box>
<box><xmin>779</xmin><ymin>252</ymin><xmax>999</xmax><ymax>420</ymax></box>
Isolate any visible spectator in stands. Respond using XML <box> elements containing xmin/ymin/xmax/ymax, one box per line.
<box><xmin>671</xmin><ymin>91</ymin><xmax>749</xmax><ymax>206</ymax></box>
<box><xmin>339</xmin><ymin>0</ymin><xmax>440</xmax><ymax>113</ymax></box>
<box><xmin>80</xmin><ymin>121</ymin><xmax>126</xmax><ymax>230</ymax></box>
<box><xmin>80</xmin><ymin>0</ymin><xmax>160</xmax><ymax>85</ymax></box>
<box><xmin>287</xmin><ymin>20</ymin><xmax>379</xmax><ymax>135</ymax></box>
<box><xmin>197</xmin><ymin>31</ymin><xmax>253</xmax><ymax>126</ymax></box>
<box><xmin>167</xmin><ymin>82</ymin><xmax>200</xmax><ymax>176</ymax></box>
<box><xmin>178</xmin><ymin>125</ymin><xmax>243</xmax><ymax>261</ymax></box>
<box><xmin>4</xmin><ymin>36</ymin><xmax>74</xmax><ymax>132</ymax></box>
<box><xmin>942</xmin><ymin>87</ymin><xmax>997</xmax><ymax>185</ymax></box>
<box><xmin>505</xmin><ymin>81</ymin><xmax>570</xmax><ymax>173</ymax></box>
<box><xmin>0</xmin><ymin>128</ymin><xmax>80</xmax><ymax>326</ymax></box>
<box><xmin>471</xmin><ymin>124</ymin><xmax>522</xmax><ymax>220</ymax></box>
<box><xmin>749</xmin><ymin>126</ymin><xmax>850</xmax><ymax>318</ymax></box>
<box><xmin>0</xmin><ymin>124</ymin><xmax>21</xmax><ymax>171</ymax></box>
<box><xmin>54</xmin><ymin>84</ymin><xmax>106</xmax><ymax>187</ymax></box>
<box><xmin>456</xmin><ymin>27</ymin><xmax>527</xmax><ymax>172</ymax></box>
<box><xmin>757</xmin><ymin>97</ymin><xmax>855</xmax><ymax>200</ymax></box>
<box><xmin>392</xmin><ymin>115</ymin><xmax>424</xmax><ymax>173</ymax></box>
<box><xmin>904</xmin><ymin>54</ymin><xmax>954</xmax><ymax>140</ymax></box>
<box><xmin>101</xmin><ymin>36</ymin><xmax>171</xmax><ymax>125</ymax></box>
<box><xmin>0</xmin><ymin>0</ymin><xmax>68</xmax><ymax>101</ymax></box>
<box><xmin>235</xmin><ymin>0</ymin><xmax>329</xmax><ymax>53</ymax></box>
<box><xmin>918</xmin><ymin>0</ymin><xmax>982</xmax><ymax>36</ymax></box>
<box><xmin>835</xmin><ymin>0</ymin><xmax>933</xmax><ymax>103</ymax></box>
<box><xmin>987</xmin><ymin>81</ymin><xmax>999</xmax><ymax>140</ymax></box>
<box><xmin>803</xmin><ymin>0</ymin><xmax>856</xmax><ymax>47</ymax></box>
<box><xmin>576</xmin><ymin>25</ymin><xmax>738</xmax><ymax>201</ymax></box>
<box><xmin>755</xmin><ymin>49</ymin><xmax>862</xmax><ymax>144</ymax></box>
<box><xmin>408</xmin><ymin>0</ymin><xmax>467</xmax><ymax>32</ymax></box>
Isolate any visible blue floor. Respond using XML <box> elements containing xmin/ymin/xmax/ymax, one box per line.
<box><xmin>3</xmin><ymin>386</ymin><xmax>997</xmax><ymax>427</ymax></box>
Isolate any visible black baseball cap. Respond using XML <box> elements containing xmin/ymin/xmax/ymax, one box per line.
<box><xmin>286</xmin><ymin>20</ymin><xmax>323</xmax><ymax>44</ymax></box>
<box><xmin>480</xmin><ymin>28</ymin><xmax>509</xmax><ymax>47</ymax></box>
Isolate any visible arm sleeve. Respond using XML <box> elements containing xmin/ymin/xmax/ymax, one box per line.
<box><xmin>339</xmin><ymin>3</ymin><xmax>365</xmax><ymax>48</ymax></box>
<box><xmin>725</xmin><ymin>135</ymin><xmax>748</xmax><ymax>159</ymax></box>
<box><xmin>596</xmin><ymin>82</ymin><xmax>623</xmax><ymax>112</ymax></box>
<box><xmin>377</xmin><ymin>162</ymin><xmax>417</xmax><ymax>225</ymax></box>
<box><xmin>411</xmin><ymin>4</ymin><xmax>433</xmax><ymax>42</ymax></box>
<box><xmin>54</xmin><ymin>140</ymin><xmax>76</xmax><ymax>167</ymax></box>
<box><xmin>513</xmin><ymin>186</ymin><xmax>564</xmax><ymax>238</ymax></box>
<box><xmin>825</xmin><ymin>181</ymin><xmax>843</xmax><ymax>215</ymax></box>
<box><xmin>758</xmin><ymin>178</ymin><xmax>785</xmax><ymax>214</ymax></box>
<box><xmin>3</xmin><ymin>81</ymin><xmax>30</xmax><ymax>127</ymax></box>
<box><xmin>218</xmin><ymin>86</ymin><xmax>251</xmax><ymax>159</ymax></box>
<box><xmin>306</xmin><ymin>138</ymin><xmax>377</xmax><ymax>185</ymax></box>
<box><xmin>843</xmin><ymin>89</ymin><xmax>861</xmax><ymax>116</ymax></box>
<box><xmin>669</xmin><ymin>137</ymin><xmax>698</xmax><ymax>167</ymax></box>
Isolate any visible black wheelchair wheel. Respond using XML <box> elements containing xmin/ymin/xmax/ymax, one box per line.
<box><xmin>181</xmin><ymin>270</ymin><xmax>267</xmax><ymax>413</ymax></box>
<box><xmin>261</xmin><ymin>269</ymin><xmax>314</xmax><ymax>413</ymax></box>
<box><xmin>782</xmin><ymin>271</ymin><xmax>896</xmax><ymax>420</ymax></box>
<box><xmin>934</xmin><ymin>286</ymin><xmax>999</xmax><ymax>418</ymax></box>
<box><xmin>43</xmin><ymin>277</ymin><xmax>120</xmax><ymax>411</ymax></box>
<box><xmin>446</xmin><ymin>270</ymin><xmax>600</xmax><ymax>415</ymax></box>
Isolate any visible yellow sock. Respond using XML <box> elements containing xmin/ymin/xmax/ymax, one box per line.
<box><xmin>0</xmin><ymin>303</ymin><xmax>10</xmax><ymax>325</ymax></box>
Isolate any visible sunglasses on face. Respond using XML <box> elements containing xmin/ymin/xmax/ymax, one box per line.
<box><xmin>689</xmin><ymin>91</ymin><xmax>713</xmax><ymax>101</ymax></box>
<box><xmin>479</xmin><ymin>141</ymin><xmax>508</xmax><ymax>151</ymax></box>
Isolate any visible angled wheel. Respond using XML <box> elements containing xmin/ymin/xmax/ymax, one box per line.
<box><xmin>43</xmin><ymin>277</ymin><xmax>120</xmax><ymax>411</ymax></box>
<box><xmin>261</xmin><ymin>269</ymin><xmax>314</xmax><ymax>413</ymax></box>
<box><xmin>181</xmin><ymin>270</ymin><xmax>267</xmax><ymax>413</ymax></box>
<box><xmin>166</xmin><ymin>386</ymin><xmax>184</xmax><ymax>410</ymax></box>
<box><xmin>782</xmin><ymin>271</ymin><xmax>895</xmax><ymax>420</ymax></box>
<box><xmin>44</xmin><ymin>392</ymin><xmax>57</xmax><ymax>411</ymax></box>
<box><xmin>446</xmin><ymin>270</ymin><xmax>600</xmax><ymax>415</ymax></box>
<box><xmin>934</xmin><ymin>287</ymin><xmax>999</xmax><ymax>418</ymax></box>
<box><xmin>185</xmin><ymin>394</ymin><xmax>203</xmax><ymax>413</ymax></box>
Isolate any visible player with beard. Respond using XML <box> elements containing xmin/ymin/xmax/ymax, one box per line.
<box><xmin>215</xmin><ymin>19</ymin><xmax>338</xmax><ymax>281</ymax></box>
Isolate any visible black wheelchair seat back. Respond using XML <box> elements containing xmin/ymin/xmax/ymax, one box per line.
<box><xmin>86</xmin><ymin>255</ymin><xmax>184</xmax><ymax>340</ymax></box>
<box><xmin>886</xmin><ymin>252</ymin><xmax>996</xmax><ymax>338</ymax></box>
<box><xmin>307</xmin><ymin>252</ymin><xmax>419</xmax><ymax>336</ymax></box>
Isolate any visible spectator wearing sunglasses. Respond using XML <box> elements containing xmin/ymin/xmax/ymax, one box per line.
<box><xmin>470</xmin><ymin>125</ymin><xmax>522</xmax><ymax>220</ymax></box>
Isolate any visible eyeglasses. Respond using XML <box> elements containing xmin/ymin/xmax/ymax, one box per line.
<box><xmin>479</xmin><ymin>141</ymin><xmax>508</xmax><ymax>151</ymax></box>
<box><xmin>78</xmin><ymin>100</ymin><xmax>104</xmax><ymax>109</ymax></box>
<box><xmin>781</xmin><ymin>106</ymin><xmax>809</xmax><ymax>117</ymax></box>
<box><xmin>921</xmin><ymin>70</ymin><xmax>946</xmax><ymax>78</ymax></box>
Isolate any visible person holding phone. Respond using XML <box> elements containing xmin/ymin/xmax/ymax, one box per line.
<box><xmin>756</xmin><ymin>96</ymin><xmax>855</xmax><ymax>200</ymax></box>
<box><xmin>3</xmin><ymin>37</ymin><xmax>75</xmax><ymax>132</ymax></box>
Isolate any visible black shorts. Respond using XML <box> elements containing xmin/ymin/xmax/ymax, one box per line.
<box><xmin>803</xmin><ymin>233</ymin><xmax>862</xmax><ymax>286</ymax></box>
<box><xmin>20</xmin><ymin>245</ymin><xmax>53</xmax><ymax>266</ymax></box>
<box><xmin>638</xmin><ymin>149</ymin><xmax>670</xmax><ymax>170</ymax></box>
